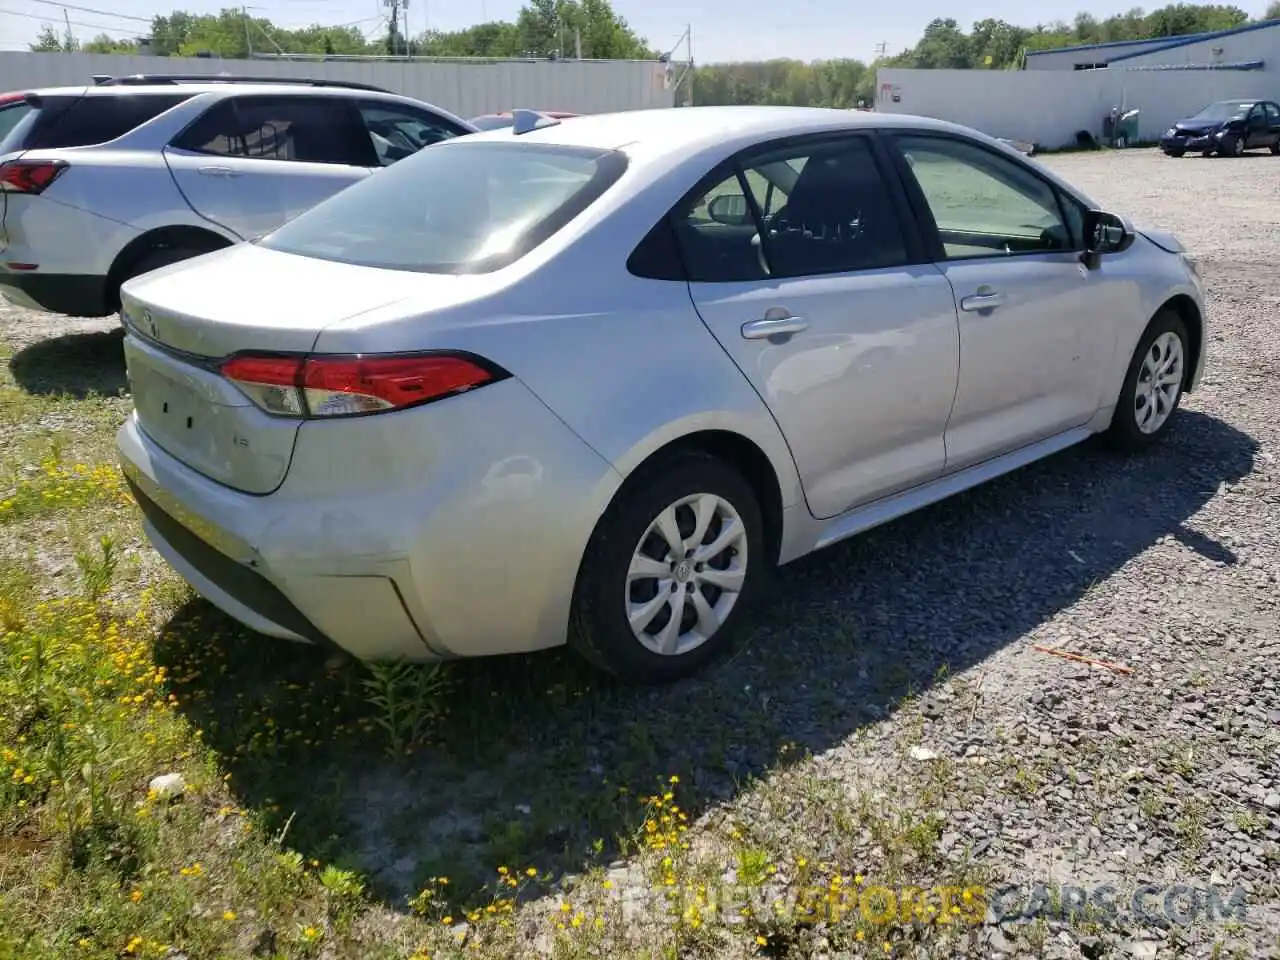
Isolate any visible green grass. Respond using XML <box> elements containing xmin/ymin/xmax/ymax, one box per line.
<box><xmin>0</xmin><ymin>327</ymin><xmax>1173</xmax><ymax>959</ymax></box>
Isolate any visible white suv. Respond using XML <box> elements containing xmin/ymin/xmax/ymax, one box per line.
<box><xmin>0</xmin><ymin>74</ymin><xmax>476</xmax><ymax>318</ymax></box>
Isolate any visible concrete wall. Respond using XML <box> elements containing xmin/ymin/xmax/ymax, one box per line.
<box><xmin>876</xmin><ymin>66</ymin><xmax>1280</xmax><ymax>148</ymax></box>
<box><xmin>0</xmin><ymin>51</ymin><xmax>676</xmax><ymax>117</ymax></box>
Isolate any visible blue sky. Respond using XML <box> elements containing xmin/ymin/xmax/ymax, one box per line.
<box><xmin>0</xmin><ymin>0</ymin><xmax>1274</xmax><ymax>61</ymax></box>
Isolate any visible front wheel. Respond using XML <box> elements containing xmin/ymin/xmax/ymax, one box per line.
<box><xmin>1164</xmin><ymin>148</ymin><xmax>1185</xmax><ymax>158</ymax></box>
<box><xmin>569</xmin><ymin>451</ymin><xmax>767</xmax><ymax>682</ymax></box>
<box><xmin>1105</xmin><ymin>310</ymin><xmax>1189</xmax><ymax>452</ymax></box>
<box><xmin>1229</xmin><ymin>137</ymin><xmax>1245</xmax><ymax>157</ymax></box>
<box><xmin>1270</xmin><ymin>142</ymin><xmax>1280</xmax><ymax>155</ymax></box>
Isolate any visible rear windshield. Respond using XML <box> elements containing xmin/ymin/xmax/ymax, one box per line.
<box><xmin>0</xmin><ymin>92</ymin><xmax>191</xmax><ymax>153</ymax></box>
<box><xmin>259</xmin><ymin>140</ymin><xmax>627</xmax><ymax>274</ymax></box>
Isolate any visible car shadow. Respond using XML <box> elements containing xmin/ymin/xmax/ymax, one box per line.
<box><xmin>9</xmin><ymin>328</ymin><xmax>127</xmax><ymax>398</ymax></box>
<box><xmin>153</xmin><ymin>409</ymin><xmax>1256</xmax><ymax>911</ymax></box>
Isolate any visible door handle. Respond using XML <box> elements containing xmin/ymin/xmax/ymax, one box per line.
<box><xmin>197</xmin><ymin>165</ymin><xmax>242</xmax><ymax>178</ymax></box>
<box><xmin>741</xmin><ymin>315</ymin><xmax>808</xmax><ymax>340</ymax></box>
<box><xmin>960</xmin><ymin>290</ymin><xmax>1007</xmax><ymax>312</ymax></box>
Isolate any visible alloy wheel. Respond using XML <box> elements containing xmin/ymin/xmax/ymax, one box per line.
<box><xmin>1135</xmin><ymin>331</ymin><xmax>1184</xmax><ymax>434</ymax></box>
<box><xmin>625</xmin><ymin>492</ymin><xmax>748</xmax><ymax>657</ymax></box>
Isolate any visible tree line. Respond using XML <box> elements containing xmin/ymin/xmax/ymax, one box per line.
<box><xmin>29</xmin><ymin>0</ymin><xmax>1280</xmax><ymax>111</ymax></box>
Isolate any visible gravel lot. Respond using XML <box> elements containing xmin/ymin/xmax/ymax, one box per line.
<box><xmin>1</xmin><ymin>148</ymin><xmax>1277</xmax><ymax>959</ymax></box>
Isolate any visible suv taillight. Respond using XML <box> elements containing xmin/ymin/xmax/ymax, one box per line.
<box><xmin>0</xmin><ymin>159</ymin><xmax>67</xmax><ymax>194</ymax></box>
<box><xmin>220</xmin><ymin>352</ymin><xmax>508</xmax><ymax>419</ymax></box>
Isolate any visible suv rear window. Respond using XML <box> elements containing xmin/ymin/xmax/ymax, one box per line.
<box><xmin>258</xmin><ymin>140</ymin><xmax>627</xmax><ymax>274</ymax></box>
<box><xmin>0</xmin><ymin>92</ymin><xmax>191</xmax><ymax>153</ymax></box>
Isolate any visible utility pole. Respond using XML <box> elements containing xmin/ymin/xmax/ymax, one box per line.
<box><xmin>62</xmin><ymin>8</ymin><xmax>75</xmax><ymax>50</ymax></box>
<box><xmin>243</xmin><ymin>5</ymin><xmax>253</xmax><ymax>58</ymax></box>
<box><xmin>666</xmin><ymin>24</ymin><xmax>694</xmax><ymax>107</ymax></box>
<box><xmin>873</xmin><ymin>40</ymin><xmax>887</xmax><ymax>58</ymax></box>
<box><xmin>687</xmin><ymin>25</ymin><xmax>693</xmax><ymax>106</ymax></box>
<box><xmin>383</xmin><ymin>0</ymin><xmax>402</xmax><ymax>55</ymax></box>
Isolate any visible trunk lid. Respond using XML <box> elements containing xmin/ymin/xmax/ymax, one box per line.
<box><xmin>120</xmin><ymin>244</ymin><xmax>445</xmax><ymax>494</ymax></box>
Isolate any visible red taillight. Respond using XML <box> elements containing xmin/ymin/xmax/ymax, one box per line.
<box><xmin>220</xmin><ymin>352</ymin><xmax>505</xmax><ymax>419</ymax></box>
<box><xmin>0</xmin><ymin>159</ymin><xmax>68</xmax><ymax>194</ymax></box>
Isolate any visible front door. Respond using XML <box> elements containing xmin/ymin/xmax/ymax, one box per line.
<box><xmin>680</xmin><ymin>133</ymin><xmax>961</xmax><ymax>520</ymax></box>
<box><xmin>1244</xmin><ymin>104</ymin><xmax>1271</xmax><ymax>150</ymax></box>
<box><xmin>164</xmin><ymin>94</ymin><xmax>372</xmax><ymax>240</ymax></box>
<box><xmin>886</xmin><ymin>132</ymin><xmax>1136</xmax><ymax>471</ymax></box>
<box><xmin>1261</xmin><ymin>102</ymin><xmax>1280</xmax><ymax>150</ymax></box>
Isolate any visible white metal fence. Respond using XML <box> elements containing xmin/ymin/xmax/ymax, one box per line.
<box><xmin>875</xmin><ymin>65</ymin><xmax>1280</xmax><ymax>148</ymax></box>
<box><xmin>0</xmin><ymin>51</ymin><xmax>676</xmax><ymax>117</ymax></box>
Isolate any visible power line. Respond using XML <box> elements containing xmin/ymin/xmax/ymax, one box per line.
<box><xmin>24</xmin><ymin>0</ymin><xmax>152</xmax><ymax>24</ymax></box>
<box><xmin>0</xmin><ymin>6</ymin><xmax>136</xmax><ymax>34</ymax></box>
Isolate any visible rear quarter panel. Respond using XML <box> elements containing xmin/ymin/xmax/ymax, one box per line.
<box><xmin>311</xmin><ymin>142</ymin><xmax>807</xmax><ymax>524</ymax></box>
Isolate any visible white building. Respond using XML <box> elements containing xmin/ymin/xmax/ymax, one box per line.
<box><xmin>1024</xmin><ymin>18</ymin><xmax>1280</xmax><ymax>73</ymax></box>
<box><xmin>876</xmin><ymin>18</ymin><xmax>1280</xmax><ymax>149</ymax></box>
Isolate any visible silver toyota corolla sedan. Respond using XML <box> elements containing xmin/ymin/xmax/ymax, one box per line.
<box><xmin>116</xmin><ymin>106</ymin><xmax>1206</xmax><ymax>683</ymax></box>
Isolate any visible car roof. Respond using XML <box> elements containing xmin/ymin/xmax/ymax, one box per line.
<box><xmin>462</xmin><ymin>105</ymin><xmax>972</xmax><ymax>158</ymax></box>
<box><xmin>23</xmin><ymin>83</ymin><xmax>398</xmax><ymax>98</ymax></box>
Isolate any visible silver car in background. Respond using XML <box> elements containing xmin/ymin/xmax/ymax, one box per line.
<box><xmin>116</xmin><ymin>106</ymin><xmax>1206</xmax><ymax>683</ymax></box>
<box><xmin>0</xmin><ymin>75</ymin><xmax>474</xmax><ymax>318</ymax></box>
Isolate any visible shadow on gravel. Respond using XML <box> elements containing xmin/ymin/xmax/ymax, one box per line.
<box><xmin>9</xmin><ymin>328</ymin><xmax>126</xmax><ymax>398</ymax></box>
<box><xmin>154</xmin><ymin>409</ymin><xmax>1257</xmax><ymax>910</ymax></box>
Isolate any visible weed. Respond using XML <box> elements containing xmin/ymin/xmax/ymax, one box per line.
<box><xmin>74</xmin><ymin>534</ymin><xmax>118</xmax><ymax>602</ymax></box>
<box><xmin>360</xmin><ymin>659</ymin><xmax>451</xmax><ymax>757</ymax></box>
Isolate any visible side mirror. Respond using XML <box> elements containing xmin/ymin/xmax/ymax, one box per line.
<box><xmin>708</xmin><ymin>193</ymin><xmax>750</xmax><ymax>226</ymax></box>
<box><xmin>1082</xmin><ymin>209</ymin><xmax>1135</xmax><ymax>262</ymax></box>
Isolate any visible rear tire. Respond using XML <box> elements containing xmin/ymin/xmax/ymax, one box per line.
<box><xmin>1105</xmin><ymin>309</ymin><xmax>1189</xmax><ymax>453</ymax></box>
<box><xmin>110</xmin><ymin>244</ymin><xmax>221</xmax><ymax>315</ymax></box>
<box><xmin>1270</xmin><ymin>143</ymin><xmax>1280</xmax><ymax>155</ymax></box>
<box><xmin>1165</xmin><ymin>148</ymin><xmax>1185</xmax><ymax>158</ymax></box>
<box><xmin>568</xmin><ymin>451</ymin><xmax>767</xmax><ymax>683</ymax></box>
<box><xmin>121</xmin><ymin>246</ymin><xmax>209</xmax><ymax>284</ymax></box>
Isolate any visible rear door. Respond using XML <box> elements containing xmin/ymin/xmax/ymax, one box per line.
<box><xmin>163</xmin><ymin>94</ymin><xmax>374</xmax><ymax>240</ymax></box>
<box><xmin>1265</xmin><ymin>102</ymin><xmax>1280</xmax><ymax>149</ymax></box>
<box><xmin>1244</xmin><ymin>104</ymin><xmax>1270</xmax><ymax>150</ymax></box>
<box><xmin>678</xmin><ymin>133</ymin><xmax>961</xmax><ymax>519</ymax></box>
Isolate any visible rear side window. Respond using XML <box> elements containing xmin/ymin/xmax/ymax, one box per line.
<box><xmin>172</xmin><ymin>95</ymin><xmax>373</xmax><ymax>166</ymax></box>
<box><xmin>0</xmin><ymin>101</ymin><xmax>32</xmax><ymax>146</ymax></box>
<box><xmin>259</xmin><ymin>140</ymin><xmax>627</xmax><ymax>274</ymax></box>
<box><xmin>0</xmin><ymin>93</ymin><xmax>190</xmax><ymax>152</ymax></box>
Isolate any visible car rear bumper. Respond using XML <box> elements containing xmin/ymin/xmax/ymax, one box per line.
<box><xmin>0</xmin><ymin>271</ymin><xmax>110</xmax><ymax>316</ymax></box>
<box><xmin>117</xmin><ymin>376</ymin><xmax>623</xmax><ymax>663</ymax></box>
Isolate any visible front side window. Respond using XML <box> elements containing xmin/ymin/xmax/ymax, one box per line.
<box><xmin>672</xmin><ymin>134</ymin><xmax>908</xmax><ymax>282</ymax></box>
<box><xmin>258</xmin><ymin>141</ymin><xmax>626</xmax><ymax>274</ymax></box>
<box><xmin>355</xmin><ymin>102</ymin><xmax>465</xmax><ymax>167</ymax></box>
<box><xmin>1266</xmin><ymin>103</ymin><xmax>1280</xmax><ymax>124</ymax></box>
<box><xmin>173</xmin><ymin>96</ymin><xmax>367</xmax><ymax>166</ymax></box>
<box><xmin>893</xmin><ymin>134</ymin><xmax>1074</xmax><ymax>259</ymax></box>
